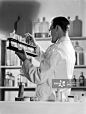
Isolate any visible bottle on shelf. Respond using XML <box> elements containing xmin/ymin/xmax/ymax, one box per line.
<box><xmin>17</xmin><ymin>15</ymin><xmax>26</xmax><ymax>36</ymax></box>
<box><xmin>74</xmin><ymin>41</ymin><xmax>84</xmax><ymax>65</ymax></box>
<box><xmin>9</xmin><ymin>73</ymin><xmax>15</xmax><ymax>86</ymax></box>
<box><xmin>15</xmin><ymin>82</ymin><xmax>24</xmax><ymax>101</ymax></box>
<box><xmin>72</xmin><ymin>75</ymin><xmax>77</xmax><ymax>87</ymax></box>
<box><xmin>73</xmin><ymin>15</ymin><xmax>82</xmax><ymax>37</ymax></box>
<box><xmin>67</xmin><ymin>16</ymin><xmax>73</xmax><ymax>37</ymax></box>
<box><xmin>79</xmin><ymin>72</ymin><xmax>85</xmax><ymax>86</ymax></box>
<box><xmin>4</xmin><ymin>71</ymin><xmax>10</xmax><ymax>86</ymax></box>
<box><xmin>40</xmin><ymin>17</ymin><xmax>49</xmax><ymax>38</ymax></box>
<box><xmin>4</xmin><ymin>72</ymin><xmax>15</xmax><ymax>87</ymax></box>
<box><xmin>34</xmin><ymin>18</ymin><xmax>41</xmax><ymax>38</ymax></box>
<box><xmin>17</xmin><ymin>69</ymin><xmax>27</xmax><ymax>87</ymax></box>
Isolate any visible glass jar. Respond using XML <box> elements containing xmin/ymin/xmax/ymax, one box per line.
<box><xmin>74</xmin><ymin>41</ymin><xmax>84</xmax><ymax>65</ymax></box>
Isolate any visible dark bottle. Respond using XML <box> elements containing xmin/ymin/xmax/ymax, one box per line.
<box><xmin>72</xmin><ymin>75</ymin><xmax>77</xmax><ymax>87</ymax></box>
<box><xmin>79</xmin><ymin>72</ymin><xmax>85</xmax><ymax>86</ymax></box>
<box><xmin>18</xmin><ymin>82</ymin><xmax>24</xmax><ymax>98</ymax></box>
<box><xmin>17</xmin><ymin>15</ymin><xmax>26</xmax><ymax>36</ymax></box>
<box><xmin>14</xmin><ymin>16</ymin><xmax>20</xmax><ymax>33</ymax></box>
<box><xmin>73</xmin><ymin>16</ymin><xmax>82</xmax><ymax>37</ymax></box>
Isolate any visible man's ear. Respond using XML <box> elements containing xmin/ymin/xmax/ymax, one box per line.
<box><xmin>56</xmin><ymin>25</ymin><xmax>62</xmax><ymax>32</ymax></box>
<box><xmin>55</xmin><ymin>25</ymin><xmax>58</xmax><ymax>31</ymax></box>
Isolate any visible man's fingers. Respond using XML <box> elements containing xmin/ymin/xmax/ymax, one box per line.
<box><xmin>24</xmin><ymin>32</ymin><xmax>32</xmax><ymax>37</ymax></box>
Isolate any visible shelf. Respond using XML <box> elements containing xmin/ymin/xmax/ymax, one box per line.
<box><xmin>74</xmin><ymin>65</ymin><xmax>86</xmax><ymax>69</ymax></box>
<box><xmin>0</xmin><ymin>66</ymin><xmax>22</xmax><ymax>69</ymax></box>
<box><xmin>0</xmin><ymin>86</ymin><xmax>86</xmax><ymax>91</ymax></box>
<box><xmin>0</xmin><ymin>65</ymin><xmax>86</xmax><ymax>69</ymax></box>
<box><xmin>71</xmin><ymin>87</ymin><xmax>86</xmax><ymax>91</ymax></box>
<box><xmin>35</xmin><ymin>37</ymin><xmax>51</xmax><ymax>41</ymax></box>
<box><xmin>35</xmin><ymin>37</ymin><xmax>86</xmax><ymax>41</ymax></box>
<box><xmin>0</xmin><ymin>86</ymin><xmax>36</xmax><ymax>91</ymax></box>
<box><xmin>70</xmin><ymin>37</ymin><xmax>86</xmax><ymax>40</ymax></box>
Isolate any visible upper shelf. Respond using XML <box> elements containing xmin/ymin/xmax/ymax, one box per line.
<box><xmin>34</xmin><ymin>37</ymin><xmax>86</xmax><ymax>41</ymax></box>
<box><xmin>0</xmin><ymin>65</ymin><xmax>86</xmax><ymax>69</ymax></box>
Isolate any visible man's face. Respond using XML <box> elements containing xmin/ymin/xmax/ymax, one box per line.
<box><xmin>49</xmin><ymin>21</ymin><xmax>59</xmax><ymax>43</ymax></box>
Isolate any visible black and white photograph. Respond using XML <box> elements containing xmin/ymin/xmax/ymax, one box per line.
<box><xmin>0</xmin><ymin>0</ymin><xmax>86</xmax><ymax>114</ymax></box>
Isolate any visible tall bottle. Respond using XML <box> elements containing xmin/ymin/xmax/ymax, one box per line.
<box><xmin>72</xmin><ymin>75</ymin><xmax>77</xmax><ymax>87</ymax></box>
<box><xmin>40</xmin><ymin>17</ymin><xmax>49</xmax><ymax>38</ymax></box>
<box><xmin>4</xmin><ymin>71</ymin><xmax>10</xmax><ymax>86</ymax></box>
<box><xmin>74</xmin><ymin>41</ymin><xmax>84</xmax><ymax>65</ymax></box>
<box><xmin>79</xmin><ymin>72</ymin><xmax>85</xmax><ymax>86</ymax></box>
<box><xmin>34</xmin><ymin>18</ymin><xmax>41</xmax><ymax>38</ymax></box>
<box><xmin>17</xmin><ymin>15</ymin><xmax>26</xmax><ymax>36</ymax></box>
<box><xmin>73</xmin><ymin>16</ymin><xmax>82</xmax><ymax>37</ymax></box>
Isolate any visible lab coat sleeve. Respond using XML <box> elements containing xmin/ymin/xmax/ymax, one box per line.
<box><xmin>22</xmin><ymin>50</ymin><xmax>62</xmax><ymax>85</ymax></box>
<box><xmin>34</xmin><ymin>44</ymin><xmax>45</xmax><ymax>62</ymax></box>
<box><xmin>22</xmin><ymin>59</ymin><xmax>41</xmax><ymax>84</ymax></box>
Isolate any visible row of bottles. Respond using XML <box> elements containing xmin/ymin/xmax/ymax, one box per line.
<box><xmin>4</xmin><ymin>71</ymin><xmax>35</xmax><ymax>87</ymax></box>
<box><xmin>4</xmin><ymin>72</ymin><xmax>15</xmax><ymax>87</ymax></box>
<box><xmin>68</xmin><ymin>16</ymin><xmax>82</xmax><ymax>37</ymax></box>
<box><xmin>72</xmin><ymin>72</ymin><xmax>85</xmax><ymax>87</ymax></box>
<box><xmin>33</xmin><ymin>15</ymin><xmax>82</xmax><ymax>38</ymax></box>
<box><xmin>33</xmin><ymin>17</ymin><xmax>49</xmax><ymax>38</ymax></box>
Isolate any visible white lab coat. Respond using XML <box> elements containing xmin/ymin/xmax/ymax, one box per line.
<box><xmin>22</xmin><ymin>36</ymin><xmax>75</xmax><ymax>101</ymax></box>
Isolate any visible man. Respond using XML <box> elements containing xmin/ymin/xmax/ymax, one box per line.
<box><xmin>16</xmin><ymin>16</ymin><xmax>75</xmax><ymax>101</ymax></box>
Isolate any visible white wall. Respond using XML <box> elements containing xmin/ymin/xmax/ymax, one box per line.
<box><xmin>38</xmin><ymin>0</ymin><xmax>81</xmax><ymax>21</ymax></box>
<box><xmin>36</xmin><ymin>0</ymin><xmax>86</xmax><ymax>36</ymax></box>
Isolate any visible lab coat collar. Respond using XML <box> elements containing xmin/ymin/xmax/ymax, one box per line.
<box><xmin>56</xmin><ymin>36</ymin><xmax>70</xmax><ymax>44</ymax></box>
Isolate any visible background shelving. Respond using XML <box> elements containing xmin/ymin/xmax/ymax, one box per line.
<box><xmin>0</xmin><ymin>65</ymin><xmax>86</xmax><ymax>69</ymax></box>
<box><xmin>0</xmin><ymin>37</ymin><xmax>86</xmax><ymax>101</ymax></box>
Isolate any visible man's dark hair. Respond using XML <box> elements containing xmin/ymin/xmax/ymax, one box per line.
<box><xmin>52</xmin><ymin>16</ymin><xmax>70</xmax><ymax>32</ymax></box>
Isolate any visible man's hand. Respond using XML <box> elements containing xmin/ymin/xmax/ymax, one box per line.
<box><xmin>15</xmin><ymin>49</ymin><xmax>27</xmax><ymax>62</ymax></box>
<box><xmin>24</xmin><ymin>33</ymin><xmax>37</xmax><ymax>46</ymax></box>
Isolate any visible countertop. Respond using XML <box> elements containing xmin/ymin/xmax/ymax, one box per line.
<box><xmin>0</xmin><ymin>101</ymin><xmax>86</xmax><ymax>114</ymax></box>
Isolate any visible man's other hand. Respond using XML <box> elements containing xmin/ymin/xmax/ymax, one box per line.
<box><xmin>15</xmin><ymin>49</ymin><xmax>27</xmax><ymax>62</ymax></box>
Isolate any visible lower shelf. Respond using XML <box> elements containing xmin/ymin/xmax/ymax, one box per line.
<box><xmin>0</xmin><ymin>86</ymin><xmax>86</xmax><ymax>91</ymax></box>
<box><xmin>0</xmin><ymin>87</ymin><xmax>36</xmax><ymax>91</ymax></box>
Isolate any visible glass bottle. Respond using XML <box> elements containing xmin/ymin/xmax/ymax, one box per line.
<box><xmin>72</xmin><ymin>75</ymin><xmax>77</xmax><ymax>87</ymax></box>
<box><xmin>74</xmin><ymin>41</ymin><xmax>84</xmax><ymax>65</ymax></box>
<box><xmin>4</xmin><ymin>71</ymin><xmax>10</xmax><ymax>86</ymax></box>
<box><xmin>73</xmin><ymin>16</ymin><xmax>82</xmax><ymax>37</ymax></box>
<box><xmin>17</xmin><ymin>15</ymin><xmax>26</xmax><ymax>36</ymax></box>
<box><xmin>9</xmin><ymin>73</ymin><xmax>15</xmax><ymax>86</ymax></box>
<box><xmin>79</xmin><ymin>72</ymin><xmax>85</xmax><ymax>86</ymax></box>
<box><xmin>34</xmin><ymin>18</ymin><xmax>41</xmax><ymax>38</ymax></box>
<box><xmin>40</xmin><ymin>17</ymin><xmax>49</xmax><ymax>38</ymax></box>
